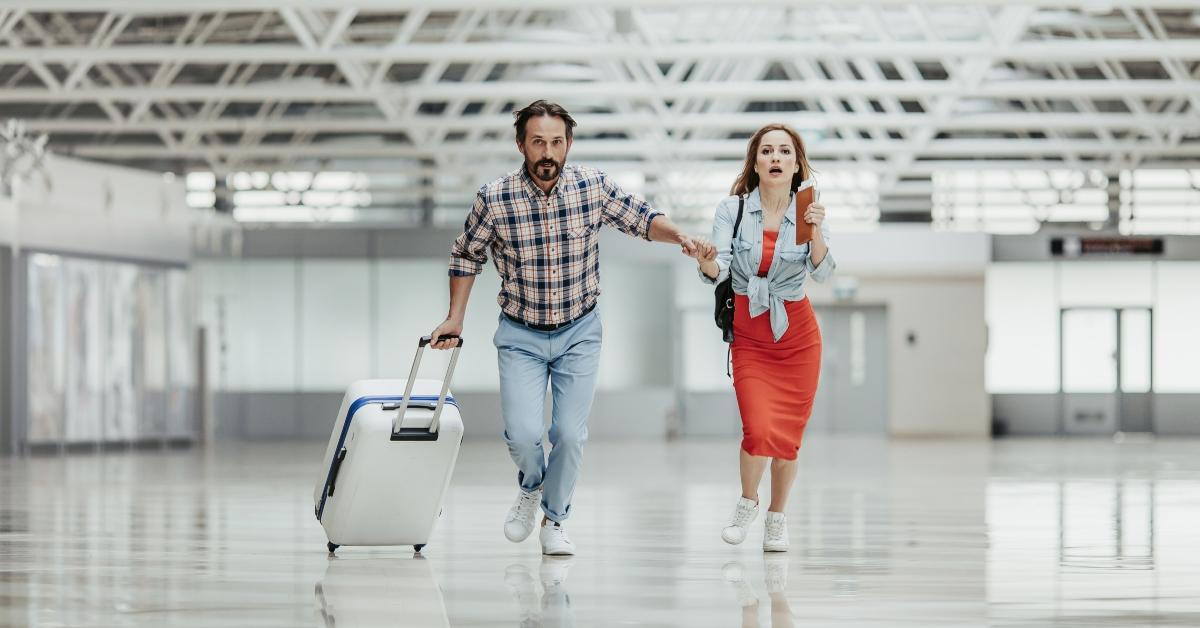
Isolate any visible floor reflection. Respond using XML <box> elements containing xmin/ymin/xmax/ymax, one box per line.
<box><xmin>1</xmin><ymin>439</ymin><xmax>1197</xmax><ymax>627</ymax></box>
<box><xmin>504</xmin><ymin>557</ymin><xmax>575</xmax><ymax>628</ymax></box>
<box><xmin>315</xmin><ymin>554</ymin><xmax>449</xmax><ymax>628</ymax></box>
<box><xmin>722</xmin><ymin>557</ymin><xmax>794</xmax><ymax>628</ymax></box>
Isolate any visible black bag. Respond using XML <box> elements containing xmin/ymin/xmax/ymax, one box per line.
<box><xmin>713</xmin><ymin>196</ymin><xmax>746</xmax><ymax>344</ymax></box>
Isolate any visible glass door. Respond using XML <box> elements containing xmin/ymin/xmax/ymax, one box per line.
<box><xmin>1059</xmin><ymin>307</ymin><xmax>1154</xmax><ymax>435</ymax></box>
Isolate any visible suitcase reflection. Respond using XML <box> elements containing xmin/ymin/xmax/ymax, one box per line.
<box><xmin>314</xmin><ymin>555</ymin><xmax>450</xmax><ymax>628</ymax></box>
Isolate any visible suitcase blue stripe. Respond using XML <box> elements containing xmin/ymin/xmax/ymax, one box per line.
<box><xmin>315</xmin><ymin>394</ymin><xmax>459</xmax><ymax>522</ymax></box>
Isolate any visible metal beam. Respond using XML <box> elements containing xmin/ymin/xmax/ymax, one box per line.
<box><xmin>23</xmin><ymin>112</ymin><xmax>1200</xmax><ymax>134</ymax></box>
<box><xmin>3</xmin><ymin>80</ymin><xmax>1198</xmax><ymax>102</ymax></box>
<box><xmin>7</xmin><ymin>0</ymin><xmax>1200</xmax><ymax>11</ymax></box>
<box><xmin>64</xmin><ymin>138</ymin><xmax>1200</xmax><ymax>160</ymax></box>
<box><xmin>3</xmin><ymin>40</ymin><xmax>1200</xmax><ymax>65</ymax></box>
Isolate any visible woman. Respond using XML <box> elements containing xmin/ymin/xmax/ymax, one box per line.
<box><xmin>693</xmin><ymin>124</ymin><xmax>835</xmax><ymax>552</ymax></box>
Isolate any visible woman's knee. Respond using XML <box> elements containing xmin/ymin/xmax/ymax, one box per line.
<box><xmin>741</xmin><ymin>433</ymin><xmax>769</xmax><ymax>456</ymax></box>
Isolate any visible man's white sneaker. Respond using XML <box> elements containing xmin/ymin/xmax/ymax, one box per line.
<box><xmin>504</xmin><ymin>488</ymin><xmax>542</xmax><ymax>542</ymax></box>
<box><xmin>763</xmin><ymin>511</ymin><xmax>789</xmax><ymax>552</ymax></box>
<box><xmin>721</xmin><ymin>497</ymin><xmax>760</xmax><ymax>545</ymax></box>
<box><xmin>539</xmin><ymin>521</ymin><xmax>576</xmax><ymax>556</ymax></box>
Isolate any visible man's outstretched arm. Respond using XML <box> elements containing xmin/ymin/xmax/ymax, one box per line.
<box><xmin>648</xmin><ymin>214</ymin><xmax>698</xmax><ymax>256</ymax></box>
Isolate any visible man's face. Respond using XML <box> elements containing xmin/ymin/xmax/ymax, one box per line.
<box><xmin>518</xmin><ymin>115</ymin><xmax>571</xmax><ymax>183</ymax></box>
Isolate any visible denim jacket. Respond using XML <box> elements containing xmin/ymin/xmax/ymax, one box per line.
<box><xmin>698</xmin><ymin>188</ymin><xmax>836</xmax><ymax>342</ymax></box>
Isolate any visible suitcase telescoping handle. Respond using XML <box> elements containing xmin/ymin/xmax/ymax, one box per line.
<box><xmin>399</xmin><ymin>335</ymin><xmax>463</xmax><ymax>434</ymax></box>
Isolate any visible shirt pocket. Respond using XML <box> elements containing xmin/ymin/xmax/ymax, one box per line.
<box><xmin>566</xmin><ymin>224</ymin><xmax>594</xmax><ymax>240</ymax></box>
<box><xmin>777</xmin><ymin>241</ymin><xmax>809</xmax><ymax>264</ymax></box>
<box><xmin>565</xmin><ymin>206</ymin><xmax>593</xmax><ymax>233</ymax></box>
<box><xmin>563</xmin><ymin>224</ymin><xmax>595</xmax><ymax>259</ymax></box>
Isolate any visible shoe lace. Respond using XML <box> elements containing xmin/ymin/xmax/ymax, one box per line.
<box><xmin>546</xmin><ymin>524</ymin><xmax>569</xmax><ymax>542</ymax></box>
<box><xmin>508</xmin><ymin>491</ymin><xmax>539</xmax><ymax>522</ymax></box>
<box><xmin>730</xmin><ymin>502</ymin><xmax>756</xmax><ymax>527</ymax></box>
<box><xmin>765</xmin><ymin>517</ymin><xmax>786</xmax><ymax>542</ymax></box>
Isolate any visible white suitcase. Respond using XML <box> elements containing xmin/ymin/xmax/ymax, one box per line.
<box><xmin>314</xmin><ymin>335</ymin><xmax>464</xmax><ymax>554</ymax></box>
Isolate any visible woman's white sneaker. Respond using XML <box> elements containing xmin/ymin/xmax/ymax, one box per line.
<box><xmin>763</xmin><ymin>511</ymin><xmax>789</xmax><ymax>552</ymax></box>
<box><xmin>504</xmin><ymin>488</ymin><xmax>542</xmax><ymax>542</ymax></box>
<box><xmin>721</xmin><ymin>497</ymin><xmax>760</xmax><ymax>545</ymax></box>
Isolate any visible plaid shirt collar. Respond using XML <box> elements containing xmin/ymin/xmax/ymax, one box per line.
<box><xmin>517</xmin><ymin>163</ymin><xmax>576</xmax><ymax>200</ymax></box>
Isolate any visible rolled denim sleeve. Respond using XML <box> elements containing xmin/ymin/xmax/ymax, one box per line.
<box><xmin>600</xmin><ymin>173</ymin><xmax>659</xmax><ymax>240</ymax></box>
<box><xmin>699</xmin><ymin>197</ymin><xmax>736</xmax><ymax>285</ymax></box>
<box><xmin>806</xmin><ymin>221</ymin><xmax>836</xmax><ymax>283</ymax></box>
<box><xmin>448</xmin><ymin>189</ymin><xmax>495</xmax><ymax>277</ymax></box>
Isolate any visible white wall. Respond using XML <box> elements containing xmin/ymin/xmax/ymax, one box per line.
<box><xmin>807</xmin><ymin>277</ymin><xmax>989</xmax><ymax>437</ymax></box>
<box><xmin>0</xmin><ymin>154</ymin><xmax>191</xmax><ymax>263</ymax></box>
<box><xmin>815</xmin><ymin>231</ymin><xmax>990</xmax><ymax>436</ymax></box>
<box><xmin>987</xmin><ymin>261</ymin><xmax>1200</xmax><ymax>395</ymax></box>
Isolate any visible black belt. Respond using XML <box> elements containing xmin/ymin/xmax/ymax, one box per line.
<box><xmin>505</xmin><ymin>303</ymin><xmax>596</xmax><ymax>332</ymax></box>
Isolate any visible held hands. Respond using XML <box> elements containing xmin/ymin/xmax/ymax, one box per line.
<box><xmin>428</xmin><ymin>318</ymin><xmax>463</xmax><ymax>350</ymax></box>
<box><xmin>682</xmin><ymin>236</ymin><xmax>717</xmax><ymax>262</ymax></box>
<box><xmin>804</xmin><ymin>202</ymin><xmax>826</xmax><ymax>227</ymax></box>
<box><xmin>678</xmin><ymin>234</ymin><xmax>699</xmax><ymax>258</ymax></box>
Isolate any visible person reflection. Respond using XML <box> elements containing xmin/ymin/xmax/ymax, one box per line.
<box><xmin>723</xmin><ymin>557</ymin><xmax>794</xmax><ymax>628</ymax></box>
<box><xmin>505</xmin><ymin>556</ymin><xmax>575</xmax><ymax>627</ymax></box>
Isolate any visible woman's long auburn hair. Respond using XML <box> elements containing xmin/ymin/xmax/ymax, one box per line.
<box><xmin>729</xmin><ymin>124</ymin><xmax>814</xmax><ymax>196</ymax></box>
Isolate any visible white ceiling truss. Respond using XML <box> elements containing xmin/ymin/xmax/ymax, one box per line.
<box><xmin>0</xmin><ymin>0</ymin><xmax>1198</xmax><ymax>228</ymax></box>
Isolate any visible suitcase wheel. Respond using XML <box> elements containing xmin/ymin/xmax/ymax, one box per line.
<box><xmin>327</xmin><ymin>542</ymin><xmax>339</xmax><ymax>554</ymax></box>
<box><xmin>413</xmin><ymin>544</ymin><xmax>425</xmax><ymax>553</ymax></box>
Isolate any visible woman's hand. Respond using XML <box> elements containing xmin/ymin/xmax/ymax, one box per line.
<box><xmin>690</xmin><ymin>237</ymin><xmax>717</xmax><ymax>262</ymax></box>
<box><xmin>804</xmin><ymin>202</ymin><xmax>826</xmax><ymax>226</ymax></box>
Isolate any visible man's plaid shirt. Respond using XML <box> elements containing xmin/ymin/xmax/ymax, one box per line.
<box><xmin>449</xmin><ymin>164</ymin><xmax>660</xmax><ymax>326</ymax></box>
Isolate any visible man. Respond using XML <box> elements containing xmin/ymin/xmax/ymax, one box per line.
<box><xmin>428</xmin><ymin>100</ymin><xmax>702</xmax><ymax>555</ymax></box>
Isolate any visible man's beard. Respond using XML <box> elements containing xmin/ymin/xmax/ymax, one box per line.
<box><xmin>530</xmin><ymin>158</ymin><xmax>562</xmax><ymax>182</ymax></box>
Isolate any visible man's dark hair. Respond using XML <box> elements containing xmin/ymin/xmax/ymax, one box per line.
<box><xmin>513</xmin><ymin>100</ymin><xmax>577</xmax><ymax>143</ymax></box>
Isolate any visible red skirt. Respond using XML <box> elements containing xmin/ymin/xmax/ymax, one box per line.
<box><xmin>731</xmin><ymin>294</ymin><xmax>822</xmax><ymax>460</ymax></box>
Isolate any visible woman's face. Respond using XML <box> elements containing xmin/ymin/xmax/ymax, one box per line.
<box><xmin>754</xmin><ymin>129</ymin><xmax>799</xmax><ymax>188</ymax></box>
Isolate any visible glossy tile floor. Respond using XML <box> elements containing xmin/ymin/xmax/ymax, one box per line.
<box><xmin>2</xmin><ymin>435</ymin><xmax>1199</xmax><ymax>627</ymax></box>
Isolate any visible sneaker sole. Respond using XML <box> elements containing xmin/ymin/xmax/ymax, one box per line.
<box><xmin>722</xmin><ymin>527</ymin><xmax>749</xmax><ymax>544</ymax></box>
<box><xmin>504</xmin><ymin>525</ymin><xmax>535</xmax><ymax>543</ymax></box>
<box><xmin>542</xmin><ymin>548</ymin><xmax>575</xmax><ymax>556</ymax></box>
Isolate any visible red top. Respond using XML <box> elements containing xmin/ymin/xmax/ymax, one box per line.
<box><xmin>757</xmin><ymin>230</ymin><xmax>778</xmax><ymax>277</ymax></box>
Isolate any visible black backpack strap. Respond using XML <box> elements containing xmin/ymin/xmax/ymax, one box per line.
<box><xmin>732</xmin><ymin>195</ymin><xmax>745</xmax><ymax>239</ymax></box>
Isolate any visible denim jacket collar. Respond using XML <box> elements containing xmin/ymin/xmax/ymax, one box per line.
<box><xmin>746</xmin><ymin>187</ymin><xmax>796</xmax><ymax>225</ymax></box>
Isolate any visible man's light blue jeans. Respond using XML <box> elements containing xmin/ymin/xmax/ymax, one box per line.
<box><xmin>493</xmin><ymin>308</ymin><xmax>602</xmax><ymax>523</ymax></box>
